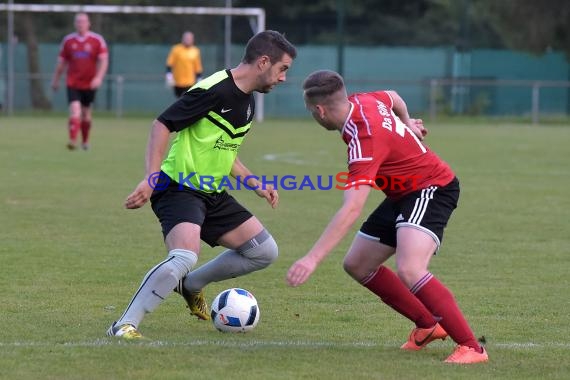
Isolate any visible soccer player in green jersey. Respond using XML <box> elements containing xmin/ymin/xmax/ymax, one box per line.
<box><xmin>107</xmin><ymin>31</ymin><xmax>296</xmax><ymax>339</ymax></box>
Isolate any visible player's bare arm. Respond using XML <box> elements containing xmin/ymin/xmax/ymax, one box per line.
<box><xmin>125</xmin><ymin>120</ymin><xmax>171</xmax><ymax>209</ymax></box>
<box><xmin>51</xmin><ymin>60</ymin><xmax>67</xmax><ymax>91</ymax></box>
<box><xmin>90</xmin><ymin>53</ymin><xmax>109</xmax><ymax>89</ymax></box>
<box><xmin>286</xmin><ymin>185</ymin><xmax>372</xmax><ymax>287</ymax></box>
<box><xmin>387</xmin><ymin>90</ymin><xmax>428</xmax><ymax>140</ymax></box>
<box><xmin>231</xmin><ymin>157</ymin><xmax>279</xmax><ymax>209</ymax></box>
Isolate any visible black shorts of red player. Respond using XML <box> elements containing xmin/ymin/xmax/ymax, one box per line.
<box><xmin>67</xmin><ymin>87</ymin><xmax>97</xmax><ymax>107</ymax></box>
<box><xmin>359</xmin><ymin>177</ymin><xmax>460</xmax><ymax>252</ymax></box>
<box><xmin>150</xmin><ymin>173</ymin><xmax>253</xmax><ymax>247</ymax></box>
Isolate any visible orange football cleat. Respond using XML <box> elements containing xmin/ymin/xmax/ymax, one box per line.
<box><xmin>444</xmin><ymin>345</ymin><xmax>489</xmax><ymax>364</ymax></box>
<box><xmin>400</xmin><ymin>322</ymin><xmax>448</xmax><ymax>351</ymax></box>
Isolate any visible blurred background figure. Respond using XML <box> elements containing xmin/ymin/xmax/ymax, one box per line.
<box><xmin>51</xmin><ymin>12</ymin><xmax>108</xmax><ymax>150</ymax></box>
<box><xmin>165</xmin><ymin>31</ymin><xmax>204</xmax><ymax>97</ymax></box>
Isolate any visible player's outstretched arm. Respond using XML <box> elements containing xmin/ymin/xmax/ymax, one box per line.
<box><xmin>231</xmin><ymin>157</ymin><xmax>279</xmax><ymax>209</ymax></box>
<box><xmin>286</xmin><ymin>185</ymin><xmax>371</xmax><ymax>287</ymax></box>
<box><xmin>125</xmin><ymin>120</ymin><xmax>171</xmax><ymax>209</ymax></box>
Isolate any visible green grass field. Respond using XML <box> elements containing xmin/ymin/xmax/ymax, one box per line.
<box><xmin>1</xmin><ymin>115</ymin><xmax>569</xmax><ymax>379</ymax></box>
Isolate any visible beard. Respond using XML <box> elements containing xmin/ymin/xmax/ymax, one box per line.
<box><xmin>257</xmin><ymin>83</ymin><xmax>276</xmax><ymax>94</ymax></box>
<box><xmin>256</xmin><ymin>70</ymin><xmax>279</xmax><ymax>93</ymax></box>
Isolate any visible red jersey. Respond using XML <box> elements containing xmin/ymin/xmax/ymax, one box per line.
<box><xmin>58</xmin><ymin>32</ymin><xmax>108</xmax><ymax>90</ymax></box>
<box><xmin>340</xmin><ymin>91</ymin><xmax>455</xmax><ymax>199</ymax></box>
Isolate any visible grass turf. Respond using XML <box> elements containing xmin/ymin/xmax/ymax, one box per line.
<box><xmin>0</xmin><ymin>115</ymin><xmax>569</xmax><ymax>379</ymax></box>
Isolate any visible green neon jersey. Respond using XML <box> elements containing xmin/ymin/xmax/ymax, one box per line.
<box><xmin>157</xmin><ymin>70</ymin><xmax>255</xmax><ymax>192</ymax></box>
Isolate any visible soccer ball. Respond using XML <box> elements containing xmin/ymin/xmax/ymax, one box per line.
<box><xmin>210</xmin><ymin>288</ymin><xmax>260</xmax><ymax>333</ymax></box>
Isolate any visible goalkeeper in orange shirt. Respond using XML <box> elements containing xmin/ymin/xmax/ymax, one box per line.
<box><xmin>165</xmin><ymin>31</ymin><xmax>204</xmax><ymax>97</ymax></box>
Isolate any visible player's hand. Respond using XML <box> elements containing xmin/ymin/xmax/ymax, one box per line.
<box><xmin>286</xmin><ymin>256</ymin><xmax>318</xmax><ymax>287</ymax></box>
<box><xmin>408</xmin><ymin>118</ymin><xmax>428</xmax><ymax>140</ymax></box>
<box><xmin>165</xmin><ymin>73</ymin><xmax>175</xmax><ymax>87</ymax></box>
<box><xmin>125</xmin><ymin>179</ymin><xmax>153</xmax><ymax>209</ymax></box>
<box><xmin>254</xmin><ymin>184</ymin><xmax>279</xmax><ymax>209</ymax></box>
<box><xmin>90</xmin><ymin>77</ymin><xmax>103</xmax><ymax>89</ymax></box>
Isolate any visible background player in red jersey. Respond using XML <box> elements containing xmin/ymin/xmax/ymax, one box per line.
<box><xmin>51</xmin><ymin>13</ymin><xmax>108</xmax><ymax>150</ymax></box>
<box><xmin>286</xmin><ymin>70</ymin><xmax>488</xmax><ymax>364</ymax></box>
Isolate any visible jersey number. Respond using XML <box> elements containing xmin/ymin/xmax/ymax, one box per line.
<box><xmin>382</xmin><ymin>116</ymin><xmax>426</xmax><ymax>153</ymax></box>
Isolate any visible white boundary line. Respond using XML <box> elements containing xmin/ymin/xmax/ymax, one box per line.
<box><xmin>1</xmin><ymin>340</ymin><xmax>569</xmax><ymax>349</ymax></box>
<box><xmin>263</xmin><ymin>153</ymin><xmax>311</xmax><ymax>166</ymax></box>
<box><xmin>262</xmin><ymin>151</ymin><xmax>334</xmax><ymax>166</ymax></box>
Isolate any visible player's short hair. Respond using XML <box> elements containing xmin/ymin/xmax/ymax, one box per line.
<box><xmin>303</xmin><ymin>70</ymin><xmax>345</xmax><ymax>104</ymax></box>
<box><xmin>75</xmin><ymin>12</ymin><xmax>90</xmax><ymax>21</ymax></box>
<box><xmin>242</xmin><ymin>30</ymin><xmax>297</xmax><ymax>64</ymax></box>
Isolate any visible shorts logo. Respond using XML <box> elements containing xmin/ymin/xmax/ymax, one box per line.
<box><xmin>396</xmin><ymin>214</ymin><xmax>405</xmax><ymax>222</ymax></box>
<box><xmin>221</xmin><ymin>108</ymin><xmax>232</xmax><ymax>113</ymax></box>
<box><xmin>213</xmin><ymin>137</ymin><xmax>240</xmax><ymax>152</ymax></box>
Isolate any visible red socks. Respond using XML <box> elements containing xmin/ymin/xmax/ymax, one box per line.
<box><xmin>362</xmin><ymin>266</ymin><xmax>436</xmax><ymax>329</ymax></box>
<box><xmin>80</xmin><ymin>120</ymin><xmax>91</xmax><ymax>145</ymax></box>
<box><xmin>413</xmin><ymin>273</ymin><xmax>481</xmax><ymax>351</ymax></box>
<box><xmin>69</xmin><ymin>117</ymin><xmax>80</xmax><ymax>143</ymax></box>
<box><xmin>362</xmin><ymin>267</ymin><xmax>482</xmax><ymax>352</ymax></box>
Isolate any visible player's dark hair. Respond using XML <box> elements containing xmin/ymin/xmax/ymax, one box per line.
<box><xmin>242</xmin><ymin>30</ymin><xmax>297</xmax><ymax>64</ymax></box>
<box><xmin>303</xmin><ymin>70</ymin><xmax>345</xmax><ymax>103</ymax></box>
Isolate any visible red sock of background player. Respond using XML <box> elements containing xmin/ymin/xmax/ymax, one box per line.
<box><xmin>80</xmin><ymin>120</ymin><xmax>91</xmax><ymax>145</ymax></box>
<box><xmin>69</xmin><ymin>117</ymin><xmax>80</xmax><ymax>143</ymax></box>
<box><xmin>362</xmin><ymin>266</ymin><xmax>436</xmax><ymax>328</ymax></box>
<box><xmin>412</xmin><ymin>273</ymin><xmax>482</xmax><ymax>351</ymax></box>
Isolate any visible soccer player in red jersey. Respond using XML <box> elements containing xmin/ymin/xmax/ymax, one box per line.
<box><xmin>287</xmin><ymin>70</ymin><xmax>488</xmax><ymax>364</ymax></box>
<box><xmin>51</xmin><ymin>13</ymin><xmax>108</xmax><ymax>150</ymax></box>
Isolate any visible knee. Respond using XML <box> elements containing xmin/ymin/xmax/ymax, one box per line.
<box><xmin>396</xmin><ymin>264</ymin><xmax>420</xmax><ymax>288</ymax></box>
<box><xmin>241</xmin><ymin>234</ymin><xmax>278</xmax><ymax>268</ymax></box>
<box><xmin>259</xmin><ymin>235</ymin><xmax>279</xmax><ymax>266</ymax></box>
<box><xmin>168</xmin><ymin>249</ymin><xmax>199</xmax><ymax>275</ymax></box>
<box><xmin>342</xmin><ymin>256</ymin><xmax>359</xmax><ymax>277</ymax></box>
<box><xmin>343</xmin><ymin>255</ymin><xmax>368</xmax><ymax>281</ymax></box>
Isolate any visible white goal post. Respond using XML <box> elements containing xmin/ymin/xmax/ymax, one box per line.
<box><xmin>1</xmin><ymin>2</ymin><xmax>266</xmax><ymax>120</ymax></box>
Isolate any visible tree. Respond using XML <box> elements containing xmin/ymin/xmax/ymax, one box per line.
<box><xmin>233</xmin><ymin>0</ymin><xmax>505</xmax><ymax>48</ymax></box>
<box><xmin>3</xmin><ymin>0</ymin><xmax>568</xmax><ymax>112</ymax></box>
<box><xmin>474</xmin><ymin>0</ymin><xmax>570</xmax><ymax>56</ymax></box>
<box><xmin>17</xmin><ymin>12</ymin><xmax>51</xmax><ymax>110</ymax></box>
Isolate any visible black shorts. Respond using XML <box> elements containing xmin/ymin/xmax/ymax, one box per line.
<box><xmin>150</xmin><ymin>175</ymin><xmax>253</xmax><ymax>247</ymax></box>
<box><xmin>360</xmin><ymin>177</ymin><xmax>460</xmax><ymax>249</ymax></box>
<box><xmin>67</xmin><ymin>87</ymin><xmax>96</xmax><ymax>107</ymax></box>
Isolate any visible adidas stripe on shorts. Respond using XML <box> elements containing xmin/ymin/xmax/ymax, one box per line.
<box><xmin>359</xmin><ymin>177</ymin><xmax>460</xmax><ymax>249</ymax></box>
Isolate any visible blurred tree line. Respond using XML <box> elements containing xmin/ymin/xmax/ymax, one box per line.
<box><xmin>1</xmin><ymin>0</ymin><xmax>568</xmax><ymax>53</ymax></box>
<box><xmin>1</xmin><ymin>0</ymin><xmax>568</xmax><ymax>109</ymax></box>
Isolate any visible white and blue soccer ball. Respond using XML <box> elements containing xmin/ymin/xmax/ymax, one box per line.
<box><xmin>210</xmin><ymin>288</ymin><xmax>260</xmax><ymax>333</ymax></box>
